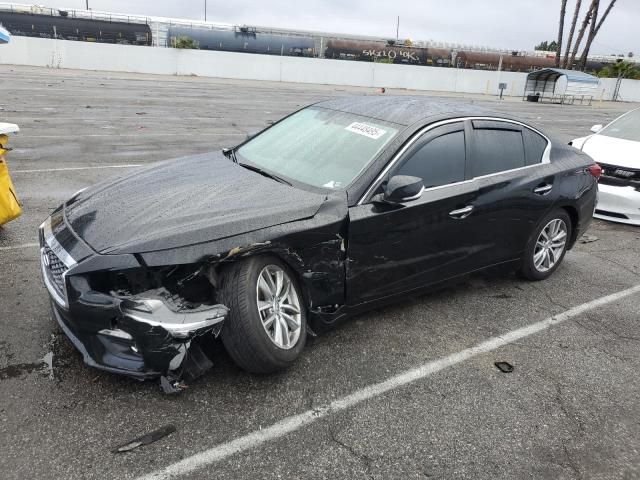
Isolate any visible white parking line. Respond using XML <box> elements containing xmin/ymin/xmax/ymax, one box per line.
<box><xmin>0</xmin><ymin>242</ymin><xmax>39</xmax><ymax>251</ymax></box>
<box><xmin>135</xmin><ymin>283</ymin><xmax>640</xmax><ymax>480</ymax></box>
<box><xmin>11</xmin><ymin>165</ymin><xmax>142</xmax><ymax>173</ymax></box>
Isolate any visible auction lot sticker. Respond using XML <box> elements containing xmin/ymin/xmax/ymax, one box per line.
<box><xmin>345</xmin><ymin>122</ymin><xmax>387</xmax><ymax>139</ymax></box>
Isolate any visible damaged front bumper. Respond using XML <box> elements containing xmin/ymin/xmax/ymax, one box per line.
<box><xmin>39</xmin><ymin>214</ymin><xmax>228</xmax><ymax>384</ymax></box>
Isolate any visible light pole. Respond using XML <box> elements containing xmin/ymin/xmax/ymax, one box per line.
<box><xmin>204</xmin><ymin>0</ymin><xmax>207</xmax><ymax>21</ymax></box>
<box><xmin>85</xmin><ymin>0</ymin><xmax>89</xmax><ymax>9</ymax></box>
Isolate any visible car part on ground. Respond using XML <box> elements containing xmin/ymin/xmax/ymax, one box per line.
<box><xmin>112</xmin><ymin>424</ymin><xmax>176</xmax><ymax>453</ymax></box>
<box><xmin>494</xmin><ymin>361</ymin><xmax>514</xmax><ymax>373</ymax></box>
<box><xmin>38</xmin><ymin>96</ymin><xmax>598</xmax><ymax>391</ymax></box>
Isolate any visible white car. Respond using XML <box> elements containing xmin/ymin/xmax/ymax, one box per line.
<box><xmin>572</xmin><ymin>107</ymin><xmax>640</xmax><ymax>226</ymax></box>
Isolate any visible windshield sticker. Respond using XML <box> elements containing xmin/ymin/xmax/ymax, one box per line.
<box><xmin>345</xmin><ymin>122</ymin><xmax>387</xmax><ymax>140</ymax></box>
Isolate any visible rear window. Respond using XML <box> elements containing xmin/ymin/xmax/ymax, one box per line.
<box><xmin>523</xmin><ymin>129</ymin><xmax>548</xmax><ymax>165</ymax></box>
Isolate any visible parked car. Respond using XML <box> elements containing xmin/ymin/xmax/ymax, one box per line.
<box><xmin>571</xmin><ymin>107</ymin><xmax>640</xmax><ymax>226</ymax></box>
<box><xmin>39</xmin><ymin>96</ymin><xmax>600</xmax><ymax>391</ymax></box>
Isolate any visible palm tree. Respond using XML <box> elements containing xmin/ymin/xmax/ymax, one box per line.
<box><xmin>556</xmin><ymin>0</ymin><xmax>568</xmax><ymax>67</ymax></box>
<box><xmin>567</xmin><ymin>0</ymin><xmax>598</xmax><ymax>69</ymax></box>
<box><xmin>578</xmin><ymin>0</ymin><xmax>618</xmax><ymax>70</ymax></box>
<box><xmin>562</xmin><ymin>0</ymin><xmax>582</xmax><ymax>68</ymax></box>
<box><xmin>556</xmin><ymin>0</ymin><xmax>567</xmax><ymax>67</ymax></box>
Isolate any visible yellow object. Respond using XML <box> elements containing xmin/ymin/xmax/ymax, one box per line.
<box><xmin>0</xmin><ymin>133</ymin><xmax>22</xmax><ymax>226</ymax></box>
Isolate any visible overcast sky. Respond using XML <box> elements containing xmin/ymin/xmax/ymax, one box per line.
<box><xmin>9</xmin><ymin>0</ymin><xmax>638</xmax><ymax>55</ymax></box>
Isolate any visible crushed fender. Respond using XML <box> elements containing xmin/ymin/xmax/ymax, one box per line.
<box><xmin>112</xmin><ymin>424</ymin><xmax>177</xmax><ymax>453</ymax></box>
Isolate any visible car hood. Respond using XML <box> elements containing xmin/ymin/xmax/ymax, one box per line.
<box><xmin>572</xmin><ymin>134</ymin><xmax>640</xmax><ymax>169</ymax></box>
<box><xmin>64</xmin><ymin>152</ymin><xmax>327</xmax><ymax>254</ymax></box>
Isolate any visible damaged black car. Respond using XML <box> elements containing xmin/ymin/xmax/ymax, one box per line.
<box><xmin>40</xmin><ymin>96</ymin><xmax>600</xmax><ymax>390</ymax></box>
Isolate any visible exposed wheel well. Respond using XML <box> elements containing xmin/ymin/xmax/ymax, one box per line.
<box><xmin>213</xmin><ymin>252</ymin><xmax>310</xmax><ymax>306</ymax></box>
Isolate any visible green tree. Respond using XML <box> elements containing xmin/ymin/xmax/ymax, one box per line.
<box><xmin>597</xmin><ymin>60</ymin><xmax>640</xmax><ymax>79</ymax></box>
<box><xmin>173</xmin><ymin>36</ymin><xmax>198</xmax><ymax>49</ymax></box>
<box><xmin>535</xmin><ymin>40</ymin><xmax>558</xmax><ymax>51</ymax></box>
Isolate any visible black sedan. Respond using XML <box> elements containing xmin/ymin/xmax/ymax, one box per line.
<box><xmin>39</xmin><ymin>96</ymin><xmax>600</xmax><ymax>391</ymax></box>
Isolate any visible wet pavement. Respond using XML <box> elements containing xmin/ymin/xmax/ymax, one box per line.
<box><xmin>0</xmin><ymin>65</ymin><xmax>638</xmax><ymax>480</ymax></box>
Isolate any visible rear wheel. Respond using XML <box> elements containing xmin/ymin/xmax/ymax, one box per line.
<box><xmin>519</xmin><ymin>209</ymin><xmax>571</xmax><ymax>281</ymax></box>
<box><xmin>219</xmin><ymin>256</ymin><xmax>307</xmax><ymax>373</ymax></box>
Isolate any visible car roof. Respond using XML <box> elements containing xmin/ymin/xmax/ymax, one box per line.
<box><xmin>314</xmin><ymin>95</ymin><xmax>498</xmax><ymax>127</ymax></box>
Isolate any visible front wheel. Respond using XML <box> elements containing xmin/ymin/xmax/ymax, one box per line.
<box><xmin>519</xmin><ymin>209</ymin><xmax>572</xmax><ymax>281</ymax></box>
<box><xmin>219</xmin><ymin>256</ymin><xmax>307</xmax><ymax>373</ymax></box>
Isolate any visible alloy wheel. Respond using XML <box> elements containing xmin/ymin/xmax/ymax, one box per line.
<box><xmin>533</xmin><ymin>218</ymin><xmax>568</xmax><ymax>273</ymax></box>
<box><xmin>256</xmin><ymin>265</ymin><xmax>302</xmax><ymax>349</ymax></box>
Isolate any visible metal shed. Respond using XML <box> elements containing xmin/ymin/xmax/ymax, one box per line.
<box><xmin>523</xmin><ymin>68</ymin><xmax>600</xmax><ymax>105</ymax></box>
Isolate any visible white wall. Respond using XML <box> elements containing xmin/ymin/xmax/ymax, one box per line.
<box><xmin>1</xmin><ymin>36</ymin><xmax>639</xmax><ymax>102</ymax></box>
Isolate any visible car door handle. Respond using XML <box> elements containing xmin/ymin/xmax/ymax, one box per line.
<box><xmin>449</xmin><ymin>205</ymin><xmax>474</xmax><ymax>219</ymax></box>
<box><xmin>533</xmin><ymin>184</ymin><xmax>553</xmax><ymax>195</ymax></box>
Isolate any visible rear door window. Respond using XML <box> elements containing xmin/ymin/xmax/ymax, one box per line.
<box><xmin>469</xmin><ymin>121</ymin><xmax>526</xmax><ymax>177</ymax></box>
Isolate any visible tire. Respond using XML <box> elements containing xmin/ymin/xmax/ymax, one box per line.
<box><xmin>519</xmin><ymin>209</ymin><xmax>572</xmax><ymax>281</ymax></box>
<box><xmin>219</xmin><ymin>255</ymin><xmax>307</xmax><ymax>373</ymax></box>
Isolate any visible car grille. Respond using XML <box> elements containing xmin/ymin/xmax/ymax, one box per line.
<box><xmin>42</xmin><ymin>244</ymin><xmax>68</xmax><ymax>296</ymax></box>
<box><xmin>598</xmin><ymin>163</ymin><xmax>640</xmax><ymax>189</ymax></box>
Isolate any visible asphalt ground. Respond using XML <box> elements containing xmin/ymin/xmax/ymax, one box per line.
<box><xmin>0</xmin><ymin>65</ymin><xmax>639</xmax><ymax>480</ymax></box>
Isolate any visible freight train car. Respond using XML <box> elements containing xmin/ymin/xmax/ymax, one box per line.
<box><xmin>324</xmin><ymin>39</ymin><xmax>452</xmax><ymax>66</ymax></box>
<box><xmin>0</xmin><ymin>11</ymin><xmax>151</xmax><ymax>45</ymax></box>
<box><xmin>168</xmin><ymin>26</ymin><xmax>315</xmax><ymax>56</ymax></box>
<box><xmin>455</xmin><ymin>51</ymin><xmax>555</xmax><ymax>71</ymax></box>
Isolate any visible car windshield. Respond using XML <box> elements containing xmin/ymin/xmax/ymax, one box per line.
<box><xmin>236</xmin><ymin>107</ymin><xmax>399</xmax><ymax>189</ymax></box>
<box><xmin>599</xmin><ymin>108</ymin><xmax>640</xmax><ymax>142</ymax></box>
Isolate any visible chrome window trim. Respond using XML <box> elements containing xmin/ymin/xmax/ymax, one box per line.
<box><xmin>357</xmin><ymin>116</ymin><xmax>552</xmax><ymax>206</ymax></box>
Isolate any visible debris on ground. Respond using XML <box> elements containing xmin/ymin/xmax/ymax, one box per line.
<box><xmin>580</xmin><ymin>234</ymin><xmax>599</xmax><ymax>244</ymax></box>
<box><xmin>491</xmin><ymin>293</ymin><xmax>513</xmax><ymax>299</ymax></box>
<box><xmin>160</xmin><ymin>376</ymin><xmax>188</xmax><ymax>394</ymax></box>
<box><xmin>494</xmin><ymin>361</ymin><xmax>514</xmax><ymax>373</ymax></box>
<box><xmin>135</xmin><ymin>112</ymin><xmax>147</xmax><ymax>115</ymax></box>
<box><xmin>42</xmin><ymin>352</ymin><xmax>54</xmax><ymax>380</ymax></box>
<box><xmin>112</xmin><ymin>425</ymin><xmax>177</xmax><ymax>453</ymax></box>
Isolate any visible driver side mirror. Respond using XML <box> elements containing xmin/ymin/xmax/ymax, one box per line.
<box><xmin>382</xmin><ymin>175</ymin><xmax>424</xmax><ymax>203</ymax></box>
<box><xmin>590</xmin><ymin>124</ymin><xmax>603</xmax><ymax>133</ymax></box>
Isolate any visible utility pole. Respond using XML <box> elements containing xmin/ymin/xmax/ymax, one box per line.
<box><xmin>396</xmin><ymin>16</ymin><xmax>399</xmax><ymax>43</ymax></box>
<box><xmin>85</xmin><ymin>0</ymin><xmax>89</xmax><ymax>9</ymax></box>
<box><xmin>204</xmin><ymin>0</ymin><xmax>207</xmax><ymax>21</ymax></box>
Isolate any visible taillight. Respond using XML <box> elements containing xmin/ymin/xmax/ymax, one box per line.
<box><xmin>587</xmin><ymin>163</ymin><xmax>602</xmax><ymax>179</ymax></box>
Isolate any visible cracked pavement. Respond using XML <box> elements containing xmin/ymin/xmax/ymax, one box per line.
<box><xmin>0</xmin><ymin>65</ymin><xmax>639</xmax><ymax>479</ymax></box>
